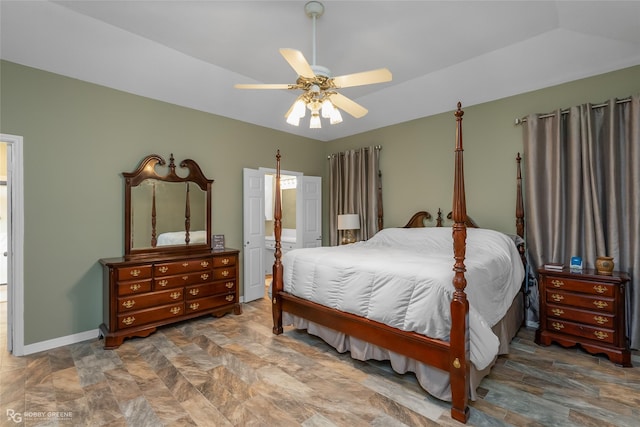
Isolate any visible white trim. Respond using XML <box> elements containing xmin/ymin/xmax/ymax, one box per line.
<box><xmin>0</xmin><ymin>134</ymin><xmax>24</xmax><ymax>356</ymax></box>
<box><xmin>22</xmin><ymin>329</ymin><xmax>99</xmax><ymax>355</ymax></box>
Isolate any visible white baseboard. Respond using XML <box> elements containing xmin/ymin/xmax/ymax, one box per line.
<box><xmin>22</xmin><ymin>329</ymin><xmax>100</xmax><ymax>355</ymax></box>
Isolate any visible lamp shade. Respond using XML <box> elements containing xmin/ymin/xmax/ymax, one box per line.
<box><xmin>337</xmin><ymin>214</ymin><xmax>360</xmax><ymax>230</ymax></box>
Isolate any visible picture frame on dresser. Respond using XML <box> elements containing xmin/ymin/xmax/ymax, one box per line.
<box><xmin>535</xmin><ymin>267</ymin><xmax>631</xmax><ymax>367</ymax></box>
<box><xmin>99</xmin><ymin>154</ymin><xmax>241</xmax><ymax>349</ymax></box>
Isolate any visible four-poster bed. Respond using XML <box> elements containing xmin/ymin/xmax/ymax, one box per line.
<box><xmin>270</xmin><ymin>103</ymin><xmax>525</xmax><ymax>423</ymax></box>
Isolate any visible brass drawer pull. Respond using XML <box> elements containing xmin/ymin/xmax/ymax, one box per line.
<box><xmin>158</xmin><ymin>279</ymin><xmax>168</xmax><ymax>287</ymax></box>
<box><xmin>122</xmin><ymin>300</ymin><xmax>135</xmax><ymax>309</ymax></box>
<box><xmin>552</xmin><ymin>322</ymin><xmax>564</xmax><ymax>331</ymax></box>
<box><xmin>182</xmin><ymin>276</ymin><xmax>189</xmax><ymax>281</ymax></box>
<box><xmin>593</xmin><ymin>284</ymin><xmax>607</xmax><ymax>294</ymax></box>
<box><xmin>159</xmin><ymin>266</ymin><xmax>169</xmax><ymax>273</ymax></box>
<box><xmin>221</xmin><ymin>270</ymin><xmax>230</xmax><ymax>277</ymax></box>
<box><xmin>182</xmin><ymin>262</ymin><xmax>189</xmax><ymax>267</ymax></box>
<box><xmin>130</xmin><ymin>284</ymin><xmax>141</xmax><ymax>292</ymax></box>
<box><xmin>201</xmin><ymin>273</ymin><xmax>209</xmax><ymax>280</ymax></box>
<box><xmin>222</xmin><ymin>258</ymin><xmax>230</xmax><ymax>265</ymax></box>
<box><xmin>551</xmin><ymin>279</ymin><xmax>564</xmax><ymax>288</ymax></box>
<box><xmin>225</xmin><ymin>295</ymin><xmax>234</xmax><ymax>302</ymax></box>
<box><xmin>189</xmin><ymin>303</ymin><xmax>200</xmax><ymax>311</ymax></box>
<box><xmin>130</xmin><ymin>269</ymin><xmax>141</xmax><ymax>277</ymax></box>
<box><xmin>594</xmin><ymin>331</ymin><xmax>608</xmax><ymax>340</ymax></box>
<box><xmin>593</xmin><ymin>300</ymin><xmax>609</xmax><ymax>309</ymax></box>
<box><xmin>201</xmin><ymin>261</ymin><xmax>209</xmax><ymax>267</ymax></box>
<box><xmin>551</xmin><ymin>308</ymin><xmax>564</xmax><ymax>317</ymax></box>
<box><xmin>189</xmin><ymin>289</ymin><xmax>199</xmax><ymax>296</ymax></box>
<box><xmin>122</xmin><ymin>316</ymin><xmax>135</xmax><ymax>326</ymax></box>
<box><xmin>170</xmin><ymin>292</ymin><xmax>181</xmax><ymax>300</ymax></box>
<box><xmin>170</xmin><ymin>307</ymin><xmax>181</xmax><ymax>315</ymax></box>
<box><xmin>225</xmin><ymin>281</ymin><xmax>234</xmax><ymax>289</ymax></box>
<box><xmin>594</xmin><ymin>315</ymin><xmax>608</xmax><ymax>325</ymax></box>
<box><xmin>551</xmin><ymin>294</ymin><xmax>564</xmax><ymax>302</ymax></box>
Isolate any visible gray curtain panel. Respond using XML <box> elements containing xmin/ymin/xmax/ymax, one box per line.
<box><xmin>328</xmin><ymin>146</ymin><xmax>381</xmax><ymax>246</ymax></box>
<box><xmin>523</xmin><ymin>94</ymin><xmax>640</xmax><ymax>348</ymax></box>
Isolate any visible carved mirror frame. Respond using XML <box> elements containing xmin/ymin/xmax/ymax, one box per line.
<box><xmin>124</xmin><ymin>154</ymin><xmax>212</xmax><ymax>258</ymax></box>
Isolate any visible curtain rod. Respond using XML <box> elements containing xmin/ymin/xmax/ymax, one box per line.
<box><xmin>514</xmin><ymin>97</ymin><xmax>632</xmax><ymax>125</ymax></box>
<box><xmin>327</xmin><ymin>145</ymin><xmax>381</xmax><ymax>159</ymax></box>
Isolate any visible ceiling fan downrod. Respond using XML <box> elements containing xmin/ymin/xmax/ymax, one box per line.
<box><xmin>305</xmin><ymin>1</ymin><xmax>324</xmax><ymax>69</ymax></box>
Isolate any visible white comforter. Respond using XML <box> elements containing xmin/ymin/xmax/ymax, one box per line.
<box><xmin>157</xmin><ymin>230</ymin><xmax>207</xmax><ymax>246</ymax></box>
<box><xmin>282</xmin><ymin>227</ymin><xmax>524</xmax><ymax>370</ymax></box>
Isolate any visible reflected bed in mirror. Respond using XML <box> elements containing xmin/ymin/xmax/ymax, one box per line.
<box><xmin>124</xmin><ymin>154</ymin><xmax>212</xmax><ymax>257</ymax></box>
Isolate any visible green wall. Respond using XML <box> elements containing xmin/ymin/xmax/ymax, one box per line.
<box><xmin>1</xmin><ymin>59</ymin><xmax>639</xmax><ymax>346</ymax></box>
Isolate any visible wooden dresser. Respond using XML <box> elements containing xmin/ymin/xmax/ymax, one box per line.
<box><xmin>535</xmin><ymin>267</ymin><xmax>631</xmax><ymax>367</ymax></box>
<box><xmin>100</xmin><ymin>249</ymin><xmax>240</xmax><ymax>349</ymax></box>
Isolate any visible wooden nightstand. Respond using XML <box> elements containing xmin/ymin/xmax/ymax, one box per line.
<box><xmin>535</xmin><ymin>267</ymin><xmax>631</xmax><ymax>367</ymax></box>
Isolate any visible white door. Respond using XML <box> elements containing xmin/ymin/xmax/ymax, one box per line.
<box><xmin>242</xmin><ymin>168</ymin><xmax>265</xmax><ymax>302</ymax></box>
<box><xmin>302</xmin><ymin>176</ymin><xmax>322</xmax><ymax>248</ymax></box>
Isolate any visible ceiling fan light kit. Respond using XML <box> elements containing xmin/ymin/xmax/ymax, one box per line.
<box><xmin>234</xmin><ymin>1</ymin><xmax>391</xmax><ymax>130</ymax></box>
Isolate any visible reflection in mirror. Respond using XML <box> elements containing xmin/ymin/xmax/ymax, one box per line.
<box><xmin>131</xmin><ymin>180</ymin><xmax>207</xmax><ymax>249</ymax></box>
<box><xmin>264</xmin><ymin>173</ymin><xmax>296</xmax><ymax>238</ymax></box>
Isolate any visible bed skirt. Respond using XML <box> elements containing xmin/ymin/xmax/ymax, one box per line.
<box><xmin>282</xmin><ymin>291</ymin><xmax>524</xmax><ymax>401</ymax></box>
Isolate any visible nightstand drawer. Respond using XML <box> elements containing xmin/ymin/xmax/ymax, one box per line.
<box><xmin>545</xmin><ymin>318</ymin><xmax>616</xmax><ymax>345</ymax></box>
<box><xmin>547</xmin><ymin>303</ymin><xmax>615</xmax><ymax>328</ymax></box>
<box><xmin>545</xmin><ymin>277</ymin><xmax>615</xmax><ymax>297</ymax></box>
<box><xmin>546</xmin><ymin>290</ymin><xmax>615</xmax><ymax>313</ymax></box>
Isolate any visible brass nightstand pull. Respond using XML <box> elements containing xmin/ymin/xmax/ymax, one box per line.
<box><xmin>551</xmin><ymin>293</ymin><xmax>564</xmax><ymax>302</ymax></box>
<box><xmin>122</xmin><ymin>300</ymin><xmax>135</xmax><ymax>309</ymax></box>
<box><xmin>222</xmin><ymin>270</ymin><xmax>229</xmax><ymax>277</ymax></box>
<box><xmin>158</xmin><ymin>279</ymin><xmax>168</xmax><ymax>287</ymax></box>
<box><xmin>551</xmin><ymin>279</ymin><xmax>564</xmax><ymax>287</ymax></box>
<box><xmin>170</xmin><ymin>307</ymin><xmax>181</xmax><ymax>315</ymax></box>
<box><xmin>170</xmin><ymin>292</ymin><xmax>181</xmax><ymax>300</ymax></box>
<box><xmin>225</xmin><ymin>295</ymin><xmax>234</xmax><ymax>302</ymax></box>
<box><xmin>122</xmin><ymin>316</ymin><xmax>135</xmax><ymax>326</ymax></box>
<box><xmin>201</xmin><ymin>273</ymin><xmax>209</xmax><ymax>280</ymax></box>
<box><xmin>189</xmin><ymin>303</ymin><xmax>200</xmax><ymax>311</ymax></box>
<box><xmin>182</xmin><ymin>262</ymin><xmax>189</xmax><ymax>267</ymax></box>
<box><xmin>222</xmin><ymin>258</ymin><xmax>230</xmax><ymax>265</ymax></box>
<box><xmin>190</xmin><ymin>289</ymin><xmax>199</xmax><ymax>296</ymax></box>
<box><xmin>159</xmin><ymin>266</ymin><xmax>169</xmax><ymax>273</ymax></box>
<box><xmin>551</xmin><ymin>308</ymin><xmax>564</xmax><ymax>317</ymax></box>
<box><xmin>182</xmin><ymin>276</ymin><xmax>188</xmax><ymax>281</ymax></box>
<box><xmin>593</xmin><ymin>300</ymin><xmax>609</xmax><ymax>309</ymax></box>
<box><xmin>594</xmin><ymin>315</ymin><xmax>608</xmax><ymax>325</ymax></box>
<box><xmin>129</xmin><ymin>269</ymin><xmax>141</xmax><ymax>277</ymax></box>
<box><xmin>225</xmin><ymin>281</ymin><xmax>234</xmax><ymax>289</ymax></box>
<box><xmin>552</xmin><ymin>322</ymin><xmax>564</xmax><ymax>331</ymax></box>
<box><xmin>594</xmin><ymin>331</ymin><xmax>608</xmax><ymax>340</ymax></box>
<box><xmin>130</xmin><ymin>284</ymin><xmax>141</xmax><ymax>292</ymax></box>
<box><xmin>201</xmin><ymin>261</ymin><xmax>209</xmax><ymax>267</ymax></box>
<box><xmin>593</xmin><ymin>284</ymin><xmax>607</xmax><ymax>294</ymax></box>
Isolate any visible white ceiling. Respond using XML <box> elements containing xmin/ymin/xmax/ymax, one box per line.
<box><xmin>2</xmin><ymin>1</ymin><xmax>640</xmax><ymax>141</ymax></box>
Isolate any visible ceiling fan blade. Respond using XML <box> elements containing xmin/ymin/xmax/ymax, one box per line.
<box><xmin>234</xmin><ymin>83</ymin><xmax>292</xmax><ymax>90</ymax></box>
<box><xmin>332</xmin><ymin>68</ymin><xmax>392</xmax><ymax>88</ymax></box>
<box><xmin>280</xmin><ymin>48</ymin><xmax>315</xmax><ymax>78</ymax></box>
<box><xmin>329</xmin><ymin>93</ymin><xmax>368</xmax><ymax>118</ymax></box>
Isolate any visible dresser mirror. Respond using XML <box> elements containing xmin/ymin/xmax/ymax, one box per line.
<box><xmin>124</xmin><ymin>154</ymin><xmax>212</xmax><ymax>257</ymax></box>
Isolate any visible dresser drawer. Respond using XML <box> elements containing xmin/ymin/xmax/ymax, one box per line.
<box><xmin>117</xmin><ymin>303</ymin><xmax>185</xmax><ymax>329</ymax></box>
<box><xmin>116</xmin><ymin>265</ymin><xmax>152</xmax><ymax>281</ymax></box>
<box><xmin>118</xmin><ymin>288</ymin><xmax>184</xmax><ymax>312</ymax></box>
<box><xmin>154</xmin><ymin>258</ymin><xmax>213</xmax><ymax>276</ymax></box>
<box><xmin>545</xmin><ymin>318</ymin><xmax>616</xmax><ymax>345</ymax></box>
<box><xmin>117</xmin><ymin>278</ymin><xmax>153</xmax><ymax>296</ymax></box>
<box><xmin>185</xmin><ymin>294</ymin><xmax>236</xmax><ymax>313</ymax></box>
<box><xmin>186</xmin><ymin>280</ymin><xmax>236</xmax><ymax>300</ymax></box>
<box><xmin>154</xmin><ymin>271</ymin><xmax>213</xmax><ymax>290</ymax></box>
<box><xmin>213</xmin><ymin>266</ymin><xmax>235</xmax><ymax>281</ymax></box>
<box><xmin>545</xmin><ymin>290</ymin><xmax>615</xmax><ymax>314</ymax></box>
<box><xmin>545</xmin><ymin>276</ymin><xmax>615</xmax><ymax>297</ymax></box>
<box><xmin>213</xmin><ymin>255</ymin><xmax>236</xmax><ymax>268</ymax></box>
<box><xmin>547</xmin><ymin>303</ymin><xmax>615</xmax><ymax>328</ymax></box>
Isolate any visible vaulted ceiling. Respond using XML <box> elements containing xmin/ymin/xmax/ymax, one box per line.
<box><xmin>2</xmin><ymin>1</ymin><xmax>639</xmax><ymax>141</ymax></box>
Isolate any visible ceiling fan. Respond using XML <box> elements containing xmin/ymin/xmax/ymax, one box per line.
<box><xmin>234</xmin><ymin>1</ymin><xmax>392</xmax><ymax>128</ymax></box>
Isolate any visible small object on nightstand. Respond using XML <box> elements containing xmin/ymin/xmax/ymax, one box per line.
<box><xmin>543</xmin><ymin>262</ymin><xmax>565</xmax><ymax>271</ymax></box>
<box><xmin>570</xmin><ymin>256</ymin><xmax>583</xmax><ymax>272</ymax></box>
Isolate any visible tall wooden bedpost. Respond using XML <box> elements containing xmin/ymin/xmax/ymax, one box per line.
<box><xmin>450</xmin><ymin>102</ymin><xmax>470</xmax><ymax>423</ymax></box>
<box><xmin>515</xmin><ymin>153</ymin><xmax>524</xmax><ymax>238</ymax></box>
<box><xmin>272</xmin><ymin>150</ymin><xmax>284</xmax><ymax>334</ymax></box>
